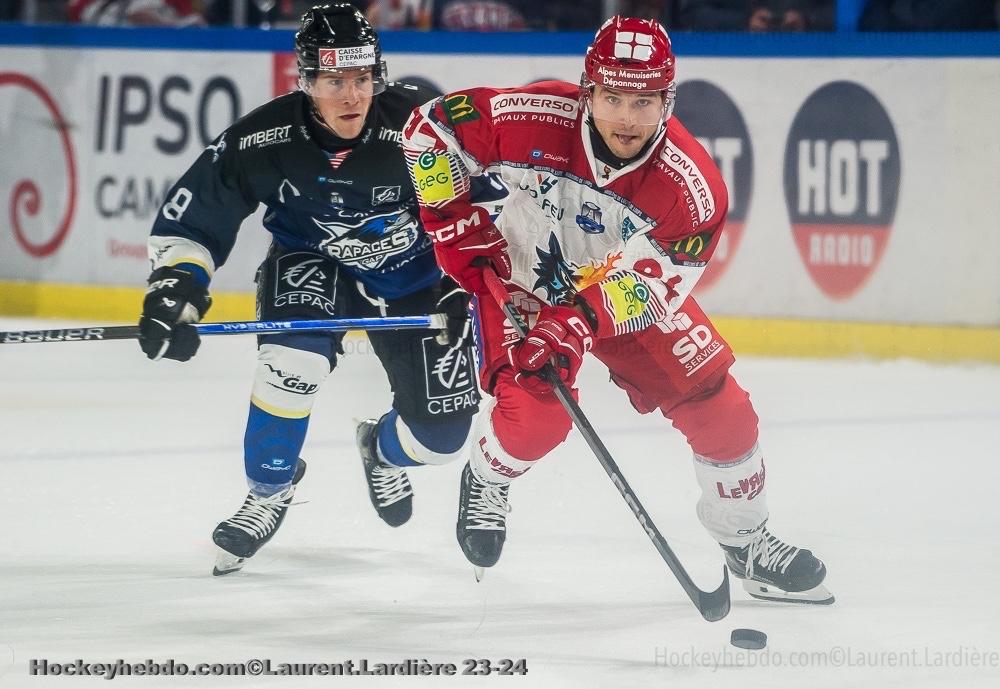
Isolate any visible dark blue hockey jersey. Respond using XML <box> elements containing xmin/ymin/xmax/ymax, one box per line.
<box><xmin>150</xmin><ymin>84</ymin><xmax>441</xmax><ymax>299</ymax></box>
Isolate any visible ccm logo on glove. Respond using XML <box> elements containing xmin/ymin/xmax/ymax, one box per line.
<box><xmin>431</xmin><ymin>210</ymin><xmax>484</xmax><ymax>243</ymax></box>
<box><xmin>510</xmin><ymin>306</ymin><xmax>594</xmax><ymax>394</ymax></box>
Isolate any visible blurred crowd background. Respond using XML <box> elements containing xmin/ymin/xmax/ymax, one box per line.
<box><xmin>2</xmin><ymin>0</ymin><xmax>998</xmax><ymax>32</ymax></box>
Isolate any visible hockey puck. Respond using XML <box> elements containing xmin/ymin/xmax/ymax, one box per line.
<box><xmin>730</xmin><ymin>628</ymin><xmax>767</xmax><ymax>650</ymax></box>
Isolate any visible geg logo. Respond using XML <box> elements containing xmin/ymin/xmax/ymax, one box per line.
<box><xmin>418</xmin><ymin>172</ymin><xmax>450</xmax><ymax>190</ymax></box>
<box><xmin>416</xmin><ymin>151</ymin><xmax>437</xmax><ymax>169</ymax></box>
<box><xmin>416</xmin><ymin>152</ymin><xmax>451</xmax><ymax>192</ymax></box>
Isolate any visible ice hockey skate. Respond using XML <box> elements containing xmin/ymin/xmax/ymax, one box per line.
<box><xmin>357</xmin><ymin>418</ymin><xmax>413</xmax><ymax>527</ymax></box>
<box><xmin>456</xmin><ymin>462</ymin><xmax>510</xmax><ymax>572</ymax></box>
<box><xmin>722</xmin><ymin>526</ymin><xmax>834</xmax><ymax>604</ymax></box>
<box><xmin>211</xmin><ymin>459</ymin><xmax>306</xmax><ymax>576</ymax></box>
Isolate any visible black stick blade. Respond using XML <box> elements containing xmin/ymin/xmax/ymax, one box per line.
<box><xmin>698</xmin><ymin>566</ymin><xmax>731</xmax><ymax>622</ymax></box>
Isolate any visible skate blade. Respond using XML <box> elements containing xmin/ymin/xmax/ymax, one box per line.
<box><xmin>742</xmin><ymin>579</ymin><xmax>835</xmax><ymax>605</ymax></box>
<box><xmin>473</xmin><ymin>566</ymin><xmax>485</xmax><ymax>582</ymax></box>
<box><xmin>212</xmin><ymin>548</ymin><xmax>246</xmax><ymax>576</ymax></box>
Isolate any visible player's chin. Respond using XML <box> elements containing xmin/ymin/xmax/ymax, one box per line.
<box><xmin>337</xmin><ymin>115</ymin><xmax>364</xmax><ymax>137</ymax></box>
<box><xmin>610</xmin><ymin>136</ymin><xmax>642</xmax><ymax>157</ymax></box>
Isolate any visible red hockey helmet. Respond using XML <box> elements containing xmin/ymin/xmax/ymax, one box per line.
<box><xmin>582</xmin><ymin>16</ymin><xmax>676</xmax><ymax>122</ymax></box>
<box><xmin>584</xmin><ymin>16</ymin><xmax>675</xmax><ymax>92</ymax></box>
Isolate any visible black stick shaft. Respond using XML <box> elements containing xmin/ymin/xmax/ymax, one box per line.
<box><xmin>1</xmin><ymin>326</ymin><xmax>139</xmax><ymax>344</ymax></box>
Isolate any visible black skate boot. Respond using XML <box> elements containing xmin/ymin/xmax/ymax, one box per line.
<box><xmin>456</xmin><ymin>462</ymin><xmax>510</xmax><ymax>572</ymax></box>
<box><xmin>357</xmin><ymin>418</ymin><xmax>413</xmax><ymax>527</ymax></box>
<box><xmin>722</xmin><ymin>526</ymin><xmax>834</xmax><ymax>604</ymax></box>
<box><xmin>211</xmin><ymin>459</ymin><xmax>306</xmax><ymax>576</ymax></box>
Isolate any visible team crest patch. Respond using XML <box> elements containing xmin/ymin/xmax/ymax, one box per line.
<box><xmin>532</xmin><ymin>233</ymin><xmax>622</xmax><ymax>304</ymax></box>
<box><xmin>621</xmin><ymin>216</ymin><xmax>639</xmax><ymax>242</ymax></box>
<box><xmin>575</xmin><ymin>202</ymin><xmax>606</xmax><ymax>234</ymax></box>
<box><xmin>443</xmin><ymin>93</ymin><xmax>480</xmax><ymax>125</ymax></box>
<box><xmin>372</xmin><ymin>185</ymin><xmax>402</xmax><ymax>206</ymax></box>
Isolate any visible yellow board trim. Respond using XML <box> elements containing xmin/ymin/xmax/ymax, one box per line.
<box><xmin>712</xmin><ymin>316</ymin><xmax>1000</xmax><ymax>363</ymax></box>
<box><xmin>1</xmin><ymin>280</ymin><xmax>998</xmax><ymax>362</ymax></box>
<box><xmin>0</xmin><ymin>280</ymin><xmax>254</xmax><ymax>323</ymax></box>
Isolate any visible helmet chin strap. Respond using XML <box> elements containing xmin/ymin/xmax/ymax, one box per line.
<box><xmin>299</xmin><ymin>81</ymin><xmax>336</xmax><ymax>135</ymax></box>
<box><xmin>309</xmin><ymin>100</ymin><xmax>336</xmax><ymax>135</ymax></box>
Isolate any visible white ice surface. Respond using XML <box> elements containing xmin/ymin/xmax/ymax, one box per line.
<box><xmin>1</xmin><ymin>317</ymin><xmax>999</xmax><ymax>688</ymax></box>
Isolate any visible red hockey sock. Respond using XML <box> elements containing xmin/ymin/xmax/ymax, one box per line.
<box><xmin>490</xmin><ymin>368</ymin><xmax>574</xmax><ymax>461</ymax></box>
<box><xmin>667</xmin><ymin>372</ymin><xmax>759</xmax><ymax>463</ymax></box>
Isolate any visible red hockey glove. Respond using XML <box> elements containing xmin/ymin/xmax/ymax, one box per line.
<box><xmin>433</xmin><ymin>224</ymin><xmax>511</xmax><ymax>293</ymax></box>
<box><xmin>509</xmin><ymin>305</ymin><xmax>594</xmax><ymax>393</ymax></box>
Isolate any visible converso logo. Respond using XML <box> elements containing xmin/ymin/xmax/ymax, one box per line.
<box><xmin>673</xmin><ymin>80</ymin><xmax>752</xmax><ymax>291</ymax></box>
<box><xmin>1</xmin><ymin>73</ymin><xmax>77</xmax><ymax>257</ymax></box>
<box><xmin>784</xmin><ymin>81</ymin><xmax>900</xmax><ymax>299</ymax></box>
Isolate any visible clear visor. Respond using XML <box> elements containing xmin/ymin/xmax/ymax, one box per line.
<box><xmin>300</xmin><ymin>63</ymin><xmax>388</xmax><ymax>100</ymax></box>
<box><xmin>589</xmin><ymin>86</ymin><xmax>672</xmax><ymax>126</ymax></box>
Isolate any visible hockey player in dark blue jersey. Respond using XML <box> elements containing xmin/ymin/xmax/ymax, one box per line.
<box><xmin>137</xmin><ymin>4</ymin><xmax>480</xmax><ymax>575</ymax></box>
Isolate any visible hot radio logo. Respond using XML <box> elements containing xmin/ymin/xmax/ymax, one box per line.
<box><xmin>673</xmin><ymin>80</ymin><xmax>753</xmax><ymax>292</ymax></box>
<box><xmin>784</xmin><ymin>81</ymin><xmax>900</xmax><ymax>300</ymax></box>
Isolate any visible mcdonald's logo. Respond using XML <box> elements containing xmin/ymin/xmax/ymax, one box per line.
<box><xmin>443</xmin><ymin>93</ymin><xmax>480</xmax><ymax>125</ymax></box>
<box><xmin>658</xmin><ymin>230</ymin><xmax>714</xmax><ymax>266</ymax></box>
<box><xmin>671</xmin><ymin>234</ymin><xmax>706</xmax><ymax>257</ymax></box>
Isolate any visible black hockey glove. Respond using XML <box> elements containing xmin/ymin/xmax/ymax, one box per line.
<box><xmin>138</xmin><ymin>266</ymin><xmax>212</xmax><ymax>362</ymax></box>
<box><xmin>435</xmin><ymin>276</ymin><xmax>472</xmax><ymax>347</ymax></box>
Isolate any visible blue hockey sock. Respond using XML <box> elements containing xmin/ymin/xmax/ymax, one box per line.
<box><xmin>376</xmin><ymin>409</ymin><xmax>472</xmax><ymax>468</ymax></box>
<box><xmin>244</xmin><ymin>402</ymin><xmax>308</xmax><ymax>495</ymax></box>
<box><xmin>376</xmin><ymin>410</ymin><xmax>423</xmax><ymax>468</ymax></box>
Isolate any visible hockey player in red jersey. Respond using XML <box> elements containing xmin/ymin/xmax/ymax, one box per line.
<box><xmin>403</xmin><ymin>16</ymin><xmax>832</xmax><ymax>604</ymax></box>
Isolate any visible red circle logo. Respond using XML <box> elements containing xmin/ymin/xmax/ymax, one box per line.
<box><xmin>1</xmin><ymin>72</ymin><xmax>77</xmax><ymax>257</ymax></box>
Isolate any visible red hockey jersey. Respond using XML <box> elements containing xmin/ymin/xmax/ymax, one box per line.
<box><xmin>403</xmin><ymin>80</ymin><xmax>729</xmax><ymax>338</ymax></box>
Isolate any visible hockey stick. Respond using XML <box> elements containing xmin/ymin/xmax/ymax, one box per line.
<box><xmin>481</xmin><ymin>267</ymin><xmax>730</xmax><ymax>622</ymax></box>
<box><xmin>0</xmin><ymin>314</ymin><xmax>448</xmax><ymax>345</ymax></box>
